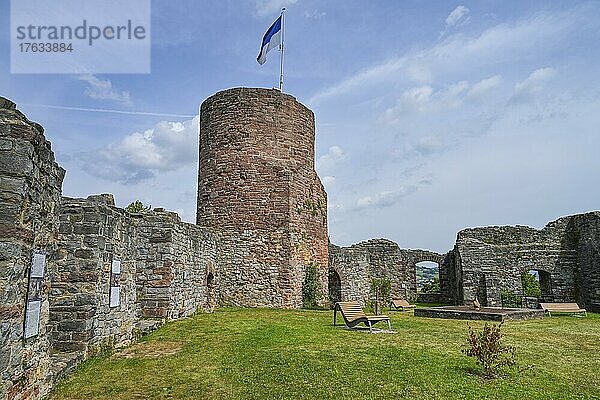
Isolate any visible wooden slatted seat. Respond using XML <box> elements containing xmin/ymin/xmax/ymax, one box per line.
<box><xmin>390</xmin><ymin>299</ymin><xmax>416</xmax><ymax>312</ymax></box>
<box><xmin>539</xmin><ymin>302</ymin><xmax>587</xmax><ymax>317</ymax></box>
<box><xmin>333</xmin><ymin>301</ymin><xmax>391</xmax><ymax>332</ymax></box>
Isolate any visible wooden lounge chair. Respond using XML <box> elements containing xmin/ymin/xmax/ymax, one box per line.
<box><xmin>390</xmin><ymin>299</ymin><xmax>416</xmax><ymax>312</ymax></box>
<box><xmin>539</xmin><ymin>302</ymin><xmax>587</xmax><ymax>317</ymax></box>
<box><xmin>333</xmin><ymin>301</ymin><xmax>391</xmax><ymax>332</ymax></box>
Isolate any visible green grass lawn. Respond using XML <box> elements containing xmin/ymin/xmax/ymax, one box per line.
<box><xmin>49</xmin><ymin>308</ymin><xmax>600</xmax><ymax>400</ymax></box>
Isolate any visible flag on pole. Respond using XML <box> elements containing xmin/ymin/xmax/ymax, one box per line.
<box><xmin>257</xmin><ymin>15</ymin><xmax>282</xmax><ymax>65</ymax></box>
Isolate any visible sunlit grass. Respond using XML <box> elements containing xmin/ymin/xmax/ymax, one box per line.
<box><xmin>49</xmin><ymin>308</ymin><xmax>600</xmax><ymax>400</ymax></box>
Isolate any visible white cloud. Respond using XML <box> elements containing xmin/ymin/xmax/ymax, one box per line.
<box><xmin>304</xmin><ymin>10</ymin><xmax>326</xmax><ymax>19</ymax></box>
<box><xmin>413</xmin><ymin>136</ymin><xmax>443</xmax><ymax>156</ymax></box>
<box><xmin>76</xmin><ymin>75</ymin><xmax>132</xmax><ymax>107</ymax></box>
<box><xmin>255</xmin><ymin>0</ymin><xmax>297</xmax><ymax>17</ymax></box>
<box><xmin>355</xmin><ymin>186</ymin><xmax>419</xmax><ymax>210</ymax></box>
<box><xmin>309</xmin><ymin>8</ymin><xmax>579</xmax><ymax>105</ymax></box>
<box><xmin>467</xmin><ymin>75</ymin><xmax>502</xmax><ymax>99</ymax></box>
<box><xmin>322</xmin><ymin>175</ymin><xmax>336</xmax><ymax>185</ymax></box>
<box><xmin>82</xmin><ymin>117</ymin><xmax>199</xmax><ymax>184</ymax></box>
<box><xmin>382</xmin><ymin>76</ymin><xmax>500</xmax><ymax>125</ymax></box>
<box><xmin>316</xmin><ymin>145</ymin><xmax>348</xmax><ymax>173</ymax></box>
<box><xmin>446</xmin><ymin>5</ymin><xmax>471</xmax><ymax>27</ymax></box>
<box><xmin>510</xmin><ymin>67</ymin><xmax>556</xmax><ymax>104</ymax></box>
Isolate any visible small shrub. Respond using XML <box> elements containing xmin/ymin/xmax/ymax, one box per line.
<box><xmin>501</xmin><ymin>290</ymin><xmax>522</xmax><ymax>308</ymax></box>
<box><xmin>369</xmin><ymin>278</ymin><xmax>391</xmax><ymax>314</ymax></box>
<box><xmin>463</xmin><ymin>322</ymin><xmax>516</xmax><ymax>379</ymax></box>
<box><xmin>126</xmin><ymin>200</ymin><xmax>151</xmax><ymax>213</ymax></box>
<box><xmin>302</xmin><ymin>263</ymin><xmax>321</xmax><ymax>309</ymax></box>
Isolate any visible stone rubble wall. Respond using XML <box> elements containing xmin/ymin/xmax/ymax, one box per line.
<box><xmin>197</xmin><ymin>88</ymin><xmax>328</xmax><ymax>309</ymax></box>
<box><xmin>135</xmin><ymin>209</ymin><xmax>220</xmax><ymax>318</ymax></box>
<box><xmin>328</xmin><ymin>239</ymin><xmax>445</xmax><ymax>306</ymax></box>
<box><xmin>451</xmin><ymin>213</ymin><xmax>600</xmax><ymax>308</ymax></box>
<box><xmin>289</xmin><ymin>167</ymin><xmax>328</xmax><ymax>308</ymax></box>
<box><xmin>328</xmin><ymin>244</ymin><xmax>370</xmax><ymax>306</ymax></box>
<box><xmin>51</xmin><ymin>195</ymin><xmax>138</xmax><ymax>354</ymax></box>
<box><xmin>51</xmin><ymin>195</ymin><xmax>222</xmax><ymax>357</ymax></box>
<box><xmin>0</xmin><ymin>98</ymin><xmax>65</xmax><ymax>400</ymax></box>
<box><xmin>573</xmin><ymin>213</ymin><xmax>600</xmax><ymax>312</ymax></box>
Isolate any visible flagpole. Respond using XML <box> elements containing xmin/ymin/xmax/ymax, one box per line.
<box><xmin>279</xmin><ymin>8</ymin><xmax>285</xmax><ymax>92</ymax></box>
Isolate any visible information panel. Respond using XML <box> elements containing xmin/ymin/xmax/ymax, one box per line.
<box><xmin>109</xmin><ymin>259</ymin><xmax>121</xmax><ymax>308</ymax></box>
<box><xmin>24</xmin><ymin>251</ymin><xmax>46</xmax><ymax>339</ymax></box>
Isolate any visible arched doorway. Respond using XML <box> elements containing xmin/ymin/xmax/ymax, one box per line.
<box><xmin>328</xmin><ymin>269</ymin><xmax>341</xmax><ymax>308</ymax></box>
<box><xmin>416</xmin><ymin>261</ymin><xmax>440</xmax><ymax>293</ymax></box>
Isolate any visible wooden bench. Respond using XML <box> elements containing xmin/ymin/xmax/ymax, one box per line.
<box><xmin>539</xmin><ymin>302</ymin><xmax>587</xmax><ymax>317</ymax></box>
<box><xmin>390</xmin><ymin>299</ymin><xmax>416</xmax><ymax>312</ymax></box>
<box><xmin>333</xmin><ymin>301</ymin><xmax>391</xmax><ymax>332</ymax></box>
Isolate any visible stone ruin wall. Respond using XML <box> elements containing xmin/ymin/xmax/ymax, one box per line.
<box><xmin>0</xmin><ymin>98</ymin><xmax>65</xmax><ymax>400</ymax></box>
<box><xmin>573</xmin><ymin>213</ymin><xmax>600</xmax><ymax>312</ymax></box>
<box><xmin>197</xmin><ymin>88</ymin><xmax>328</xmax><ymax>308</ymax></box>
<box><xmin>0</xmin><ymin>98</ymin><xmax>223</xmax><ymax>400</ymax></box>
<box><xmin>328</xmin><ymin>239</ymin><xmax>449</xmax><ymax>306</ymax></box>
<box><xmin>450</xmin><ymin>212</ymin><xmax>600</xmax><ymax>311</ymax></box>
<box><xmin>51</xmin><ymin>195</ymin><xmax>139</xmax><ymax>354</ymax></box>
<box><xmin>51</xmin><ymin>194</ymin><xmax>222</xmax><ymax>356</ymax></box>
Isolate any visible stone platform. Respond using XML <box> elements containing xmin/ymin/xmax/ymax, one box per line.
<box><xmin>414</xmin><ymin>306</ymin><xmax>545</xmax><ymax>321</ymax></box>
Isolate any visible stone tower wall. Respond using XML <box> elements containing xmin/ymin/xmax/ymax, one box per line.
<box><xmin>197</xmin><ymin>88</ymin><xmax>328</xmax><ymax>308</ymax></box>
<box><xmin>0</xmin><ymin>98</ymin><xmax>65</xmax><ymax>400</ymax></box>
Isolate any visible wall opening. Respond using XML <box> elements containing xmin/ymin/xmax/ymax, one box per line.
<box><xmin>328</xmin><ymin>269</ymin><xmax>341</xmax><ymax>308</ymax></box>
<box><xmin>206</xmin><ymin>272</ymin><xmax>216</xmax><ymax>311</ymax></box>
<box><xmin>416</xmin><ymin>261</ymin><xmax>439</xmax><ymax>293</ymax></box>
<box><xmin>522</xmin><ymin>269</ymin><xmax>552</xmax><ymax>306</ymax></box>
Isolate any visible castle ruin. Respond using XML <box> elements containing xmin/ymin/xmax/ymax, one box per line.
<box><xmin>1</xmin><ymin>88</ymin><xmax>599</xmax><ymax>400</ymax></box>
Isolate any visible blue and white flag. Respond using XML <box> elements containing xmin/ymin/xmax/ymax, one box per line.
<box><xmin>257</xmin><ymin>16</ymin><xmax>282</xmax><ymax>65</ymax></box>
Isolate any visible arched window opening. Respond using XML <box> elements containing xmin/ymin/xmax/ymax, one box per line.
<box><xmin>416</xmin><ymin>261</ymin><xmax>440</xmax><ymax>293</ymax></box>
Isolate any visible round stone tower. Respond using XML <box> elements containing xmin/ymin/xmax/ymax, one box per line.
<box><xmin>197</xmin><ymin>88</ymin><xmax>328</xmax><ymax>308</ymax></box>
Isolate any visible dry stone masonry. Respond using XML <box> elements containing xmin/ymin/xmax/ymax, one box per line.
<box><xmin>0</xmin><ymin>98</ymin><xmax>64</xmax><ymax>400</ymax></box>
<box><xmin>1</xmin><ymin>88</ymin><xmax>599</xmax><ymax>400</ymax></box>
<box><xmin>329</xmin><ymin>239</ymin><xmax>449</xmax><ymax>305</ymax></box>
<box><xmin>448</xmin><ymin>213</ymin><xmax>600</xmax><ymax>310</ymax></box>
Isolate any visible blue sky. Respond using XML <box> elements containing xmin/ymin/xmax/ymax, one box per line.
<box><xmin>2</xmin><ymin>0</ymin><xmax>600</xmax><ymax>252</ymax></box>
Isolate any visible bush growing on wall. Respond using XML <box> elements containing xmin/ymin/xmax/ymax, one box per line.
<box><xmin>302</xmin><ymin>263</ymin><xmax>320</xmax><ymax>309</ymax></box>
<box><xmin>126</xmin><ymin>200</ymin><xmax>151</xmax><ymax>213</ymax></box>
<box><xmin>421</xmin><ymin>276</ymin><xmax>440</xmax><ymax>293</ymax></box>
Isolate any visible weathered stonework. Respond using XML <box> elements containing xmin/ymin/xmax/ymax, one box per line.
<box><xmin>2</xmin><ymin>87</ymin><xmax>600</xmax><ymax>400</ymax></box>
<box><xmin>51</xmin><ymin>195</ymin><xmax>138</xmax><ymax>354</ymax></box>
<box><xmin>449</xmin><ymin>212</ymin><xmax>600</xmax><ymax>311</ymax></box>
<box><xmin>197</xmin><ymin>88</ymin><xmax>328</xmax><ymax>308</ymax></box>
<box><xmin>328</xmin><ymin>239</ymin><xmax>447</xmax><ymax>306</ymax></box>
<box><xmin>51</xmin><ymin>195</ymin><xmax>222</xmax><ymax>355</ymax></box>
<box><xmin>0</xmin><ymin>97</ymin><xmax>65</xmax><ymax>400</ymax></box>
<box><xmin>134</xmin><ymin>208</ymin><xmax>220</xmax><ymax>319</ymax></box>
